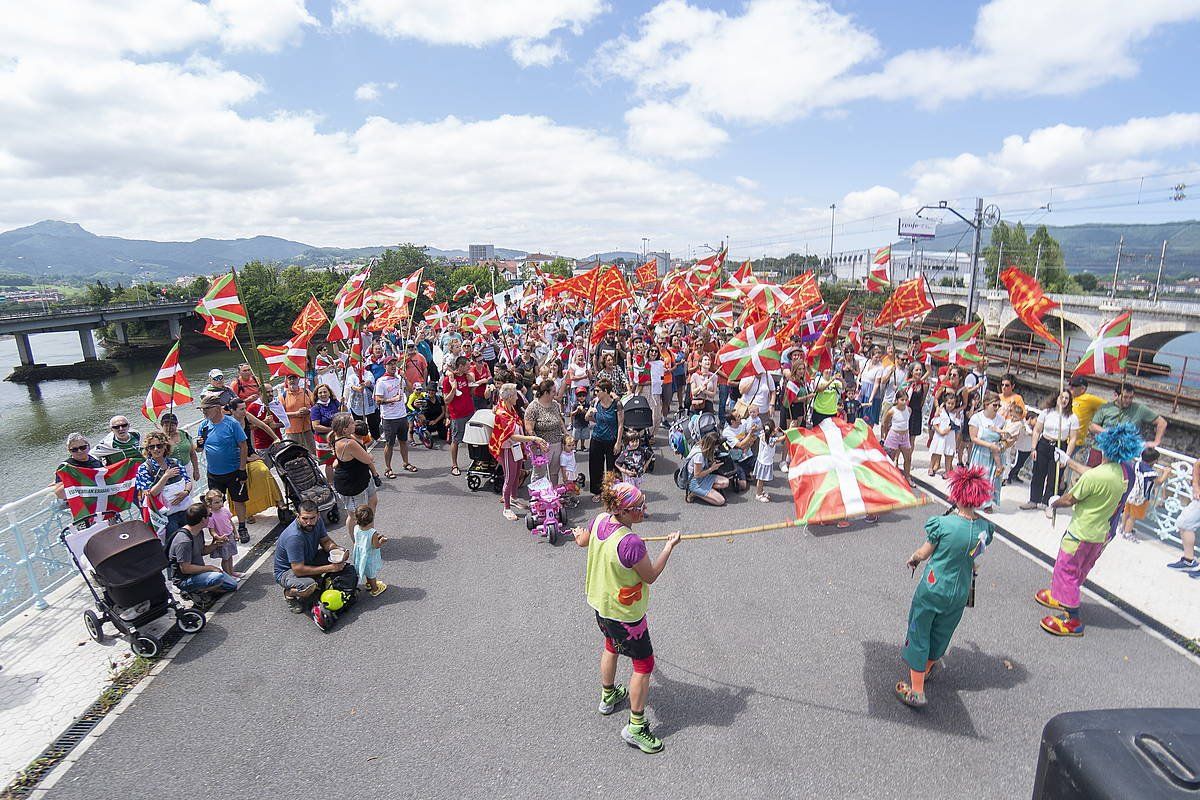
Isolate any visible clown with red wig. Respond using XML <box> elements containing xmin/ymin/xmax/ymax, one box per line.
<box><xmin>896</xmin><ymin>466</ymin><xmax>995</xmax><ymax>709</ymax></box>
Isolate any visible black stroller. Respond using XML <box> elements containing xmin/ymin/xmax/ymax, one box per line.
<box><xmin>619</xmin><ymin>394</ymin><xmax>656</xmax><ymax>478</ymax></box>
<box><xmin>264</xmin><ymin>440</ymin><xmax>340</xmax><ymax>526</ymax></box>
<box><xmin>463</xmin><ymin>409</ymin><xmax>504</xmax><ymax>492</ymax></box>
<box><xmin>62</xmin><ymin>519</ymin><xmax>205</xmax><ymax>659</ymax></box>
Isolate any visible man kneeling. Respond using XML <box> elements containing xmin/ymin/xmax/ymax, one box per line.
<box><xmin>273</xmin><ymin>500</ymin><xmax>353</xmax><ymax>620</ymax></box>
<box><xmin>170</xmin><ymin>503</ymin><xmax>239</xmax><ymax>604</ymax></box>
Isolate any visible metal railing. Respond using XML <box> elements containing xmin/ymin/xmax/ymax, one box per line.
<box><xmin>0</xmin><ymin>422</ymin><xmax>206</xmax><ymax>625</ymax></box>
<box><xmin>0</xmin><ymin>298</ymin><xmax>198</xmax><ymax>323</ymax></box>
<box><xmin>1139</xmin><ymin>446</ymin><xmax>1197</xmax><ymax>547</ymax></box>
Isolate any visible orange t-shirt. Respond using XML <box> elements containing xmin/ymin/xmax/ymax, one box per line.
<box><xmin>282</xmin><ymin>388</ymin><xmax>314</xmax><ymax>434</ymax></box>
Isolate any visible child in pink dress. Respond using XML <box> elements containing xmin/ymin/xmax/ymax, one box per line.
<box><xmin>204</xmin><ymin>489</ymin><xmax>241</xmax><ymax>579</ymax></box>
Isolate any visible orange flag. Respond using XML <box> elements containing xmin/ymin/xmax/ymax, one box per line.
<box><xmin>291</xmin><ymin>295</ymin><xmax>329</xmax><ymax>337</ymax></box>
<box><xmin>593</xmin><ymin>266</ymin><xmax>633</xmax><ymax>307</ymax></box>
<box><xmin>590</xmin><ymin>301</ymin><xmax>627</xmax><ymax>346</ymax></box>
<box><xmin>651</xmin><ymin>280</ymin><xmax>700</xmax><ymax>324</ymax></box>
<box><xmin>873</xmin><ymin>277</ymin><xmax>933</xmax><ymax>328</ymax></box>
<box><xmin>1000</xmin><ymin>267</ymin><xmax>1061</xmax><ymax>346</ymax></box>
<box><xmin>807</xmin><ymin>297</ymin><xmax>850</xmax><ymax>371</ymax></box>
<box><xmin>782</xmin><ymin>271</ymin><xmax>822</xmax><ymax>312</ymax></box>
<box><xmin>635</xmin><ymin>261</ymin><xmax>658</xmax><ymax>289</ymax></box>
<box><xmin>544</xmin><ymin>268</ymin><xmax>598</xmax><ymax>300</ymax></box>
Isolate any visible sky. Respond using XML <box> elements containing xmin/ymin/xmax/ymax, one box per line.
<box><xmin>3</xmin><ymin>0</ymin><xmax>1200</xmax><ymax>260</ymax></box>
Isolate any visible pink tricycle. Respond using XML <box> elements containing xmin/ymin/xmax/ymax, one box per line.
<box><xmin>525</xmin><ymin>446</ymin><xmax>570</xmax><ymax>544</ymax></box>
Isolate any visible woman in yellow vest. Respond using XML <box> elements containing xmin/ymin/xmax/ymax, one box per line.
<box><xmin>574</xmin><ymin>474</ymin><xmax>681</xmax><ymax>754</ymax></box>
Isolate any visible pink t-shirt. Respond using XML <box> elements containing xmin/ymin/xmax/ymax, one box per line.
<box><xmin>207</xmin><ymin>507</ymin><xmax>234</xmax><ymax>540</ymax></box>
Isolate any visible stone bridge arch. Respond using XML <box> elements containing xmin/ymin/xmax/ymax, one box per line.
<box><xmin>997</xmin><ymin>313</ymin><xmax>1087</xmax><ymax>350</ymax></box>
<box><xmin>1127</xmin><ymin>321</ymin><xmax>1199</xmax><ymax>373</ymax></box>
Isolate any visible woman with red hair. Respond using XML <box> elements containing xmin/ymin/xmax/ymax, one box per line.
<box><xmin>895</xmin><ymin>466</ymin><xmax>995</xmax><ymax>709</ymax></box>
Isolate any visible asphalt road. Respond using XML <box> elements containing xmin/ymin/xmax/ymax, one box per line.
<box><xmin>46</xmin><ymin>439</ymin><xmax>1200</xmax><ymax>799</ymax></box>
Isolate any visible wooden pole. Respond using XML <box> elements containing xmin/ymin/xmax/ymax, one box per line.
<box><xmin>639</xmin><ymin>497</ymin><xmax>927</xmax><ymax>542</ymax></box>
<box><xmin>229</xmin><ymin>263</ymin><xmax>267</xmax><ymax>375</ymax></box>
<box><xmin>1052</xmin><ymin>312</ymin><xmax>1066</xmax><ymax>526</ymax></box>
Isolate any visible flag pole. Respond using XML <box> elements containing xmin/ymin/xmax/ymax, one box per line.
<box><xmin>229</xmin><ymin>263</ymin><xmax>267</xmax><ymax>375</ymax></box>
<box><xmin>639</xmin><ymin>497</ymin><xmax>929</xmax><ymax>542</ymax></box>
<box><xmin>1052</xmin><ymin>311</ymin><xmax>1066</xmax><ymax>527</ymax></box>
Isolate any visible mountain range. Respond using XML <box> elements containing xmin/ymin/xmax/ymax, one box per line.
<box><xmin>1</xmin><ymin>218</ymin><xmax>1197</xmax><ymax>281</ymax></box>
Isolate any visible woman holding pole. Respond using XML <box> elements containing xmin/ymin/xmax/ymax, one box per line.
<box><xmin>574</xmin><ymin>475</ymin><xmax>680</xmax><ymax>754</ymax></box>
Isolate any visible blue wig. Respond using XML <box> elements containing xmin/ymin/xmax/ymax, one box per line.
<box><xmin>1095</xmin><ymin>422</ymin><xmax>1144</xmax><ymax>464</ymax></box>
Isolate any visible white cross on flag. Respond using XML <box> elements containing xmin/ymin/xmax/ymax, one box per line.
<box><xmin>717</xmin><ymin>319</ymin><xmax>781</xmax><ymax>381</ymax></box>
<box><xmin>1073</xmin><ymin>312</ymin><xmax>1131</xmax><ymax>377</ymax></box>
<box><xmin>920</xmin><ymin>321</ymin><xmax>983</xmax><ymax>366</ymax></box>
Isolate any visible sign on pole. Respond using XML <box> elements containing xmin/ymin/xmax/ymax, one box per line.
<box><xmin>898</xmin><ymin>216</ymin><xmax>938</xmax><ymax>239</ymax></box>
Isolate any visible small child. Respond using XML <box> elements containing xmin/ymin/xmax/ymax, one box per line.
<box><xmin>614</xmin><ymin>429</ymin><xmax>648</xmax><ymax>487</ymax></box>
<box><xmin>203</xmin><ymin>489</ymin><xmax>241</xmax><ymax>578</ymax></box>
<box><xmin>1121</xmin><ymin>446</ymin><xmax>1168</xmax><ymax>543</ymax></box>
<box><xmin>560</xmin><ymin>435</ymin><xmax>580</xmax><ymax>492</ymax></box>
<box><xmin>571</xmin><ymin>389</ymin><xmax>590</xmax><ymax>451</ymax></box>
<box><xmin>350</xmin><ymin>506</ymin><xmax>388</xmax><ymax>597</ymax></box>
<box><xmin>1003</xmin><ymin>407</ymin><xmax>1035</xmax><ymax>485</ymax></box>
<box><xmin>752</xmin><ymin>418</ymin><xmax>786</xmax><ymax>502</ymax></box>
<box><xmin>927</xmin><ymin>393</ymin><xmax>958</xmax><ymax>477</ymax></box>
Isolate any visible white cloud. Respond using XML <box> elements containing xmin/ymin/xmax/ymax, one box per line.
<box><xmin>509</xmin><ymin>39</ymin><xmax>566</xmax><ymax>68</ymax></box>
<box><xmin>354</xmin><ymin>82</ymin><xmax>397</xmax><ymax>101</ymax></box>
<box><xmin>625</xmin><ymin>102</ymin><xmax>729</xmax><ymax>160</ymax></box>
<box><xmin>333</xmin><ymin>0</ymin><xmax>604</xmax><ymax>65</ymax></box>
<box><xmin>210</xmin><ymin>0</ymin><xmax>318</xmax><ymax>53</ymax></box>
<box><xmin>597</xmin><ymin>0</ymin><xmax>1200</xmax><ymax>159</ymax></box>
<box><xmin>734</xmin><ymin>176</ymin><xmax>758</xmax><ymax>190</ymax></box>
<box><xmin>908</xmin><ymin>114</ymin><xmax>1200</xmax><ymax>202</ymax></box>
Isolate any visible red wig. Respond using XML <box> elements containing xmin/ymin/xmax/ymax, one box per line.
<box><xmin>946</xmin><ymin>465</ymin><xmax>993</xmax><ymax>509</ymax></box>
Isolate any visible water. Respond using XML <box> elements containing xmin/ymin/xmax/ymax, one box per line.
<box><xmin>1</xmin><ymin>326</ymin><xmax>1198</xmax><ymax>507</ymax></box>
<box><xmin>0</xmin><ymin>332</ymin><xmax>239</xmax><ymax>506</ymax></box>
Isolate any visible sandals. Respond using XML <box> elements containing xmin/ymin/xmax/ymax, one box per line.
<box><xmin>403</xmin><ymin>463</ymin><xmax>418</xmax><ymax>473</ymax></box>
<box><xmin>450</xmin><ymin>466</ymin><xmax>462</xmax><ymax>477</ymax></box>
<box><xmin>895</xmin><ymin>682</ymin><xmax>927</xmax><ymax>708</ymax></box>
<box><xmin>384</xmin><ymin>469</ymin><xmax>397</xmax><ymax>479</ymax></box>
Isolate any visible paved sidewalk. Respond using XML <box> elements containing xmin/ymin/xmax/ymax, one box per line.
<box><xmin>0</xmin><ymin>509</ymin><xmax>281</xmax><ymax>785</ymax></box>
<box><xmin>907</xmin><ymin>449</ymin><xmax>1200</xmax><ymax>643</ymax></box>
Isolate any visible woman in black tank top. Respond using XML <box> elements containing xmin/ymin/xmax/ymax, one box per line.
<box><xmin>329</xmin><ymin>413</ymin><xmax>380</xmax><ymax>535</ymax></box>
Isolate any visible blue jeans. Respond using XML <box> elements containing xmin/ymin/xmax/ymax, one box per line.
<box><xmin>179</xmin><ymin>570</ymin><xmax>238</xmax><ymax>594</ymax></box>
<box><xmin>717</xmin><ymin>384</ymin><xmax>731</xmax><ymax>424</ymax></box>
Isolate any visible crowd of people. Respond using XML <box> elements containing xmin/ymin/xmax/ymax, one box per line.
<box><xmin>49</xmin><ymin>284</ymin><xmax>1199</xmax><ymax>753</ymax></box>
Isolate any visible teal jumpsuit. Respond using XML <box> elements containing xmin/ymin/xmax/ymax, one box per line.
<box><xmin>902</xmin><ymin>513</ymin><xmax>994</xmax><ymax>671</ymax></box>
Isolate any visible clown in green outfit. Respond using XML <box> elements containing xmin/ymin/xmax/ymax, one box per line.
<box><xmin>896</xmin><ymin>466</ymin><xmax>995</xmax><ymax>709</ymax></box>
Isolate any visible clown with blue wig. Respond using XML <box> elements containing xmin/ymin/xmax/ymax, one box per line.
<box><xmin>1036</xmin><ymin>422</ymin><xmax>1144</xmax><ymax>637</ymax></box>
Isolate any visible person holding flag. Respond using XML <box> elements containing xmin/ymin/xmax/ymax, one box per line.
<box><xmin>51</xmin><ymin>433</ymin><xmax>103</xmax><ymax>500</ymax></box>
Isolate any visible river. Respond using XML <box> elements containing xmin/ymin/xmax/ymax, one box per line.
<box><xmin>1</xmin><ymin>326</ymin><xmax>1198</xmax><ymax>506</ymax></box>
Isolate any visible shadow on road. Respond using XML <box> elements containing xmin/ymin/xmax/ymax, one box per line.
<box><xmin>650</xmin><ymin>664</ymin><xmax>753</xmax><ymax>737</ymax></box>
<box><xmin>861</xmin><ymin>639</ymin><xmax>1029</xmax><ymax>739</ymax></box>
<box><xmin>386</xmin><ymin>536</ymin><xmax>441</xmax><ymax>563</ymax></box>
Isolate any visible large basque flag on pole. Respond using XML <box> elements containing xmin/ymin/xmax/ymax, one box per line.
<box><xmin>787</xmin><ymin>418</ymin><xmax>924</xmax><ymax>524</ymax></box>
<box><xmin>717</xmin><ymin>319</ymin><xmax>780</xmax><ymax>381</ymax></box>
<box><xmin>140</xmin><ymin>341</ymin><xmax>193</xmax><ymax>423</ymax></box>
<box><xmin>1073</xmin><ymin>312</ymin><xmax>1131</xmax><ymax>377</ymax></box>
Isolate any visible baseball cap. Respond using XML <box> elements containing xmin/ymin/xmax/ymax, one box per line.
<box><xmin>208</xmin><ymin>368</ymin><xmax>224</xmax><ymax>379</ymax></box>
<box><xmin>201</xmin><ymin>395</ymin><xmax>225</xmax><ymax>408</ymax></box>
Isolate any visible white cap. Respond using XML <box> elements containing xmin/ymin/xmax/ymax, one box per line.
<box><xmin>208</xmin><ymin>368</ymin><xmax>224</xmax><ymax>379</ymax></box>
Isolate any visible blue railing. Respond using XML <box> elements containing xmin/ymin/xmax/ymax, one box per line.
<box><xmin>0</xmin><ymin>422</ymin><xmax>207</xmax><ymax>625</ymax></box>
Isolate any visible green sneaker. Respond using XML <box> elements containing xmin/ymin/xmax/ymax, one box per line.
<box><xmin>598</xmin><ymin>684</ymin><xmax>628</xmax><ymax>715</ymax></box>
<box><xmin>621</xmin><ymin>723</ymin><xmax>664</xmax><ymax>754</ymax></box>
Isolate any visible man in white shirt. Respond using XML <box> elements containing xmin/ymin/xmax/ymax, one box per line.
<box><xmin>374</xmin><ymin>359</ymin><xmax>414</xmax><ymax>477</ymax></box>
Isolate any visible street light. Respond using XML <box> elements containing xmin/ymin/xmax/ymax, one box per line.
<box><xmin>913</xmin><ymin>198</ymin><xmax>996</xmax><ymax>322</ymax></box>
<box><xmin>829</xmin><ymin>203</ymin><xmax>836</xmax><ymax>268</ymax></box>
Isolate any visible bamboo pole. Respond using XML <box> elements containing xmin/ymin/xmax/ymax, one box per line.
<box><xmin>1052</xmin><ymin>312</ymin><xmax>1066</xmax><ymax>526</ymax></box>
<box><xmin>639</xmin><ymin>497</ymin><xmax>928</xmax><ymax>542</ymax></box>
<box><xmin>229</xmin><ymin>263</ymin><xmax>268</xmax><ymax>375</ymax></box>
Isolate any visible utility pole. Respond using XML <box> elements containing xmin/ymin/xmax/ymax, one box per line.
<box><xmin>828</xmin><ymin>204</ymin><xmax>836</xmax><ymax>266</ymax></box>
<box><xmin>1109</xmin><ymin>236</ymin><xmax>1124</xmax><ymax>300</ymax></box>
<box><xmin>1033</xmin><ymin>242</ymin><xmax>1043</xmax><ymax>283</ymax></box>
<box><xmin>966</xmin><ymin>197</ymin><xmax>984</xmax><ymax>323</ymax></box>
<box><xmin>1154</xmin><ymin>239</ymin><xmax>1167</xmax><ymax>302</ymax></box>
<box><xmin>641</xmin><ymin>237</ymin><xmax>649</xmax><ymax>267</ymax></box>
<box><xmin>995</xmin><ymin>240</ymin><xmax>1004</xmax><ymax>290</ymax></box>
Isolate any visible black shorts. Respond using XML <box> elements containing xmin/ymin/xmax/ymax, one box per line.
<box><xmin>594</xmin><ymin>610</ymin><xmax>653</xmax><ymax>660</ymax></box>
<box><xmin>207</xmin><ymin>469</ymin><xmax>249</xmax><ymax>503</ymax></box>
<box><xmin>381</xmin><ymin>417</ymin><xmax>410</xmax><ymax>446</ymax></box>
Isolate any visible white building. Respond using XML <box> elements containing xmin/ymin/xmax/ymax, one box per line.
<box><xmin>648</xmin><ymin>251</ymin><xmax>671</xmax><ymax>276</ymax></box>
<box><xmin>825</xmin><ymin>248</ymin><xmax>974</xmax><ymax>285</ymax></box>
<box><xmin>469</xmin><ymin>244</ymin><xmax>494</xmax><ymax>264</ymax></box>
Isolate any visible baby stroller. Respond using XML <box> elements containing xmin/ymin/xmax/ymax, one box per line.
<box><xmin>525</xmin><ymin>446</ymin><xmax>570</xmax><ymax>544</ymax></box>
<box><xmin>264</xmin><ymin>440</ymin><xmax>340</xmax><ymax>526</ymax></box>
<box><xmin>463</xmin><ymin>409</ymin><xmax>503</xmax><ymax>493</ymax></box>
<box><xmin>62</xmin><ymin>518</ymin><xmax>205</xmax><ymax>659</ymax></box>
<box><xmin>620</xmin><ymin>395</ymin><xmax>656</xmax><ymax>475</ymax></box>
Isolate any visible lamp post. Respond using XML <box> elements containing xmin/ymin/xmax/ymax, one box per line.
<box><xmin>828</xmin><ymin>203</ymin><xmax>836</xmax><ymax>268</ymax></box>
<box><xmin>914</xmin><ymin>198</ymin><xmax>991</xmax><ymax>322</ymax></box>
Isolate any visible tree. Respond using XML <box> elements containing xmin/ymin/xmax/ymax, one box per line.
<box><xmin>84</xmin><ymin>280</ymin><xmax>114</xmax><ymax>306</ymax></box>
<box><xmin>546</xmin><ymin>256</ymin><xmax>574</xmax><ymax>278</ymax></box>
<box><xmin>1075</xmin><ymin>271</ymin><xmax>1099</xmax><ymax>292</ymax></box>
<box><xmin>983</xmin><ymin>222</ymin><xmax>1072</xmax><ymax>292</ymax></box>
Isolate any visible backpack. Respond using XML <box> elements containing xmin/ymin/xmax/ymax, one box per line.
<box><xmin>674</xmin><ymin>465</ymin><xmax>690</xmax><ymax>491</ymax></box>
<box><xmin>1126</xmin><ymin>461</ymin><xmax>1153</xmax><ymax>506</ymax></box>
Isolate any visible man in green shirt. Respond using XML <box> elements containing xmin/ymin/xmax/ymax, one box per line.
<box><xmin>1090</xmin><ymin>384</ymin><xmax>1167</xmax><ymax>448</ymax></box>
<box><xmin>1036</xmin><ymin>422</ymin><xmax>1142</xmax><ymax>637</ymax></box>
<box><xmin>810</xmin><ymin>369</ymin><xmax>843</xmax><ymax>426</ymax></box>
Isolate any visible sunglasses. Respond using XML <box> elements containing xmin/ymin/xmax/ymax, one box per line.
<box><xmin>111</xmin><ymin>423</ymin><xmax>129</xmax><ymax>430</ymax></box>
<box><xmin>69</xmin><ymin>444</ymin><xmax>89</xmax><ymax>453</ymax></box>
<box><xmin>148</xmin><ymin>443</ymin><xmax>167</xmax><ymax>450</ymax></box>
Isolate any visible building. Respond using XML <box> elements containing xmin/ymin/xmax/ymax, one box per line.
<box><xmin>824</xmin><ymin>248</ymin><xmax>975</xmax><ymax>284</ymax></box>
<box><xmin>469</xmin><ymin>244</ymin><xmax>494</xmax><ymax>264</ymax></box>
<box><xmin>648</xmin><ymin>251</ymin><xmax>671</xmax><ymax>276</ymax></box>
<box><xmin>522</xmin><ymin>253</ymin><xmax>557</xmax><ymax>268</ymax></box>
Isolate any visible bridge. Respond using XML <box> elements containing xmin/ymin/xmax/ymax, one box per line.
<box><xmin>924</xmin><ymin>286</ymin><xmax>1200</xmax><ymax>357</ymax></box>
<box><xmin>0</xmin><ymin>300</ymin><xmax>196</xmax><ymax>366</ymax></box>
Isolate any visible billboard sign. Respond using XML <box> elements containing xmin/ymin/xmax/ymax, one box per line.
<box><xmin>898</xmin><ymin>216</ymin><xmax>938</xmax><ymax>239</ymax></box>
